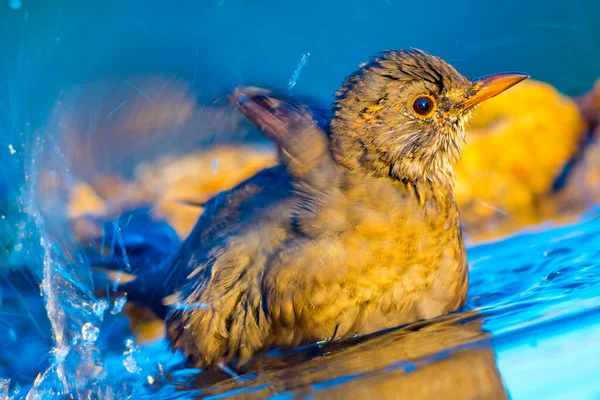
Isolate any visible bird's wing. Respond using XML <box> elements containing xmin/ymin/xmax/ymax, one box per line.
<box><xmin>166</xmin><ymin>164</ymin><xmax>294</xmax><ymax>287</ymax></box>
<box><xmin>232</xmin><ymin>87</ymin><xmax>338</xmax><ymax>188</ymax></box>
<box><xmin>115</xmin><ymin>164</ymin><xmax>293</xmax><ymax>317</ymax></box>
<box><xmin>164</xmin><ymin>165</ymin><xmax>298</xmax><ymax>366</ymax></box>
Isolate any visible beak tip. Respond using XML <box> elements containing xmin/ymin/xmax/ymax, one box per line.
<box><xmin>515</xmin><ymin>72</ymin><xmax>531</xmax><ymax>81</ymax></box>
<box><xmin>465</xmin><ymin>72</ymin><xmax>531</xmax><ymax>108</ymax></box>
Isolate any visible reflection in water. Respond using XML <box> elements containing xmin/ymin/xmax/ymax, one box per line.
<box><xmin>189</xmin><ymin>312</ymin><xmax>508</xmax><ymax>399</ymax></box>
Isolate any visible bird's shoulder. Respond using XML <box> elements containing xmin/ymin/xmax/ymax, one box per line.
<box><xmin>166</xmin><ymin>164</ymin><xmax>296</xmax><ymax>287</ymax></box>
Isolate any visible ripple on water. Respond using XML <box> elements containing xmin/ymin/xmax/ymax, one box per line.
<box><xmin>4</xmin><ymin>202</ymin><xmax>600</xmax><ymax>398</ymax></box>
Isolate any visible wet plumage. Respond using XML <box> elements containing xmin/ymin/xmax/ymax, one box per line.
<box><xmin>120</xmin><ymin>49</ymin><xmax>527</xmax><ymax>368</ymax></box>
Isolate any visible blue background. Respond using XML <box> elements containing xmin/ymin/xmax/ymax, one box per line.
<box><xmin>1</xmin><ymin>0</ymin><xmax>599</xmax><ymax>133</ymax></box>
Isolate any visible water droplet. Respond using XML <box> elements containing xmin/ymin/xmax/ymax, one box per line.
<box><xmin>81</xmin><ymin>322</ymin><xmax>99</xmax><ymax>344</ymax></box>
<box><xmin>93</xmin><ymin>299</ymin><xmax>108</xmax><ymax>319</ymax></box>
<box><xmin>111</xmin><ymin>294</ymin><xmax>127</xmax><ymax>315</ymax></box>
<box><xmin>123</xmin><ymin>354</ymin><xmax>142</xmax><ymax>374</ymax></box>
<box><xmin>169</xmin><ymin>301</ymin><xmax>210</xmax><ymax>311</ymax></box>
<box><xmin>289</xmin><ymin>52</ymin><xmax>310</xmax><ymax>90</ymax></box>
<box><xmin>123</xmin><ymin>338</ymin><xmax>142</xmax><ymax>374</ymax></box>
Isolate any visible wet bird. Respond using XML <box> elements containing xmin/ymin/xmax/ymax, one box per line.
<box><xmin>116</xmin><ymin>49</ymin><xmax>527</xmax><ymax>368</ymax></box>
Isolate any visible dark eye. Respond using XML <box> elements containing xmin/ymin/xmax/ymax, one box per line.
<box><xmin>412</xmin><ymin>95</ymin><xmax>436</xmax><ymax>117</ymax></box>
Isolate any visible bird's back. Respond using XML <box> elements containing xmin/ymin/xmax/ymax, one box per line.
<box><xmin>164</xmin><ymin>164</ymin><xmax>300</xmax><ymax>366</ymax></box>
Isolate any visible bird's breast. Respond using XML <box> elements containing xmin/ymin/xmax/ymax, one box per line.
<box><xmin>311</xmin><ymin>176</ymin><xmax>468</xmax><ymax>322</ymax></box>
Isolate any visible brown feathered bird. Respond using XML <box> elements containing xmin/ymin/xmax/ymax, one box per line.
<box><xmin>117</xmin><ymin>49</ymin><xmax>527</xmax><ymax>368</ymax></box>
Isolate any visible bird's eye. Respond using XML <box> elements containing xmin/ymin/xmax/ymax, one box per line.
<box><xmin>412</xmin><ymin>95</ymin><xmax>436</xmax><ymax>117</ymax></box>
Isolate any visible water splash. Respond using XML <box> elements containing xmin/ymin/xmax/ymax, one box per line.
<box><xmin>10</xmin><ymin>107</ymin><xmax>170</xmax><ymax>398</ymax></box>
<box><xmin>81</xmin><ymin>323</ymin><xmax>100</xmax><ymax>344</ymax></box>
<box><xmin>114</xmin><ymin>219</ymin><xmax>132</xmax><ymax>273</ymax></box>
<box><xmin>23</xmin><ymin>133</ymin><xmax>106</xmax><ymax>398</ymax></box>
<box><xmin>288</xmin><ymin>53</ymin><xmax>310</xmax><ymax>90</ymax></box>
<box><xmin>0</xmin><ymin>379</ymin><xmax>9</xmax><ymax>398</ymax></box>
<box><xmin>93</xmin><ymin>299</ymin><xmax>108</xmax><ymax>319</ymax></box>
<box><xmin>169</xmin><ymin>301</ymin><xmax>210</xmax><ymax>311</ymax></box>
<box><xmin>123</xmin><ymin>339</ymin><xmax>142</xmax><ymax>374</ymax></box>
<box><xmin>111</xmin><ymin>294</ymin><xmax>127</xmax><ymax>315</ymax></box>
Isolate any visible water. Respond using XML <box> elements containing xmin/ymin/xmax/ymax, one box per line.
<box><xmin>1</xmin><ymin>1</ymin><xmax>600</xmax><ymax>398</ymax></box>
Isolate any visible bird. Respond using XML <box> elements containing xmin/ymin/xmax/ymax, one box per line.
<box><xmin>111</xmin><ymin>49</ymin><xmax>527</xmax><ymax>369</ymax></box>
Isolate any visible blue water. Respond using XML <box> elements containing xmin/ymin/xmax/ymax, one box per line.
<box><xmin>1</xmin><ymin>1</ymin><xmax>600</xmax><ymax>398</ymax></box>
<box><xmin>473</xmin><ymin>214</ymin><xmax>600</xmax><ymax>399</ymax></box>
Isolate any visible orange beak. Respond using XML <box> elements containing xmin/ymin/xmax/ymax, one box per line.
<box><xmin>462</xmin><ymin>72</ymin><xmax>529</xmax><ymax>109</ymax></box>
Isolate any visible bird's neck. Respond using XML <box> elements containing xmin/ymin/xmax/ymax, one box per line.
<box><xmin>327</xmin><ymin>108</ymin><xmax>462</xmax><ymax>188</ymax></box>
<box><xmin>329</xmin><ymin>131</ymin><xmax>456</xmax><ymax>189</ymax></box>
<box><xmin>390</xmin><ymin>152</ymin><xmax>456</xmax><ymax>187</ymax></box>
<box><xmin>398</xmin><ymin>178</ymin><xmax>456</xmax><ymax>210</ymax></box>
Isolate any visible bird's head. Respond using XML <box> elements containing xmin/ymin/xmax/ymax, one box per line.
<box><xmin>330</xmin><ymin>49</ymin><xmax>528</xmax><ymax>186</ymax></box>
